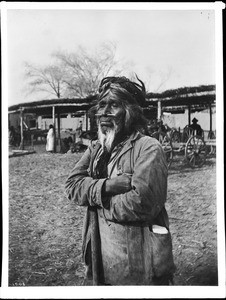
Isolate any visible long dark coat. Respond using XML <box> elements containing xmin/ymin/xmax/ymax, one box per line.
<box><xmin>65</xmin><ymin>131</ymin><xmax>175</xmax><ymax>285</ymax></box>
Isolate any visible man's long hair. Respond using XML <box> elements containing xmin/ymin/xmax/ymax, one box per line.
<box><xmin>92</xmin><ymin>76</ymin><xmax>148</xmax><ymax>136</ymax></box>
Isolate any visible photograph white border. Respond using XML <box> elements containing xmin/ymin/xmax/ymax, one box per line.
<box><xmin>1</xmin><ymin>1</ymin><xmax>225</xmax><ymax>299</ymax></box>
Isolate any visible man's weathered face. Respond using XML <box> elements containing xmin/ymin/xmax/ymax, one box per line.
<box><xmin>96</xmin><ymin>95</ymin><xmax>126</xmax><ymax>135</ymax></box>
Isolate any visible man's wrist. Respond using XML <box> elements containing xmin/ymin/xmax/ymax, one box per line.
<box><xmin>100</xmin><ymin>179</ymin><xmax>111</xmax><ymax>209</ymax></box>
<box><xmin>102</xmin><ymin>179</ymin><xmax>112</xmax><ymax>196</ymax></box>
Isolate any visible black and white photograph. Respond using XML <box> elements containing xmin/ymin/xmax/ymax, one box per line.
<box><xmin>1</xmin><ymin>2</ymin><xmax>225</xmax><ymax>299</ymax></box>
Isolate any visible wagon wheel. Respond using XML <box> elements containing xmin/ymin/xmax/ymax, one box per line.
<box><xmin>185</xmin><ymin>135</ymin><xmax>207</xmax><ymax>168</ymax></box>
<box><xmin>159</xmin><ymin>133</ymin><xmax>174</xmax><ymax>168</ymax></box>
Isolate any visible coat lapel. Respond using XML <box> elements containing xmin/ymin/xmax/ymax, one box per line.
<box><xmin>89</xmin><ymin>142</ymin><xmax>102</xmax><ymax>177</ymax></box>
<box><xmin>107</xmin><ymin>131</ymin><xmax>142</xmax><ymax>176</ymax></box>
<box><xmin>89</xmin><ymin>131</ymin><xmax>142</xmax><ymax>177</ymax></box>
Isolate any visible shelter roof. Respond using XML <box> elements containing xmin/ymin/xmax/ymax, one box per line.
<box><xmin>8</xmin><ymin>84</ymin><xmax>216</xmax><ymax>116</ymax></box>
<box><xmin>146</xmin><ymin>84</ymin><xmax>215</xmax><ymax>110</ymax></box>
<box><xmin>8</xmin><ymin>96</ymin><xmax>97</xmax><ymax>115</ymax></box>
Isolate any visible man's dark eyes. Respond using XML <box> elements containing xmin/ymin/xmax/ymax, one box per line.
<box><xmin>98</xmin><ymin>103</ymin><xmax>119</xmax><ymax>108</ymax></box>
<box><xmin>111</xmin><ymin>103</ymin><xmax>119</xmax><ymax>108</ymax></box>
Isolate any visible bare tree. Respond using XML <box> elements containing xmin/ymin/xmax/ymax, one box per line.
<box><xmin>53</xmin><ymin>42</ymin><xmax>122</xmax><ymax>98</ymax></box>
<box><xmin>23</xmin><ymin>42</ymin><xmax>122</xmax><ymax>99</ymax></box>
<box><xmin>144</xmin><ymin>66</ymin><xmax>173</xmax><ymax>93</ymax></box>
<box><xmin>155</xmin><ymin>66</ymin><xmax>173</xmax><ymax>92</ymax></box>
<box><xmin>24</xmin><ymin>62</ymin><xmax>68</xmax><ymax>99</ymax></box>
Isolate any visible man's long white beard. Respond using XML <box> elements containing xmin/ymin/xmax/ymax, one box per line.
<box><xmin>98</xmin><ymin>123</ymin><xmax>117</xmax><ymax>152</ymax></box>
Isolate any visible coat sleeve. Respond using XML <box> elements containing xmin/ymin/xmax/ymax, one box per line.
<box><xmin>103</xmin><ymin>138</ymin><xmax>168</xmax><ymax>223</ymax></box>
<box><xmin>65</xmin><ymin>146</ymin><xmax>107</xmax><ymax>207</ymax></box>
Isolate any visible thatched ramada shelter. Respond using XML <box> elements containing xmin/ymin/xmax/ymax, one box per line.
<box><xmin>8</xmin><ymin>95</ymin><xmax>97</xmax><ymax>150</ymax></box>
<box><xmin>8</xmin><ymin>84</ymin><xmax>216</xmax><ymax>151</ymax></box>
<box><xmin>8</xmin><ymin>95</ymin><xmax>97</xmax><ymax>115</ymax></box>
<box><xmin>145</xmin><ymin>84</ymin><xmax>216</xmax><ymax>130</ymax></box>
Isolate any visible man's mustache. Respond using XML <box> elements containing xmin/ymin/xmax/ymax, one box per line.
<box><xmin>95</xmin><ymin>113</ymin><xmax>116</xmax><ymax>117</ymax></box>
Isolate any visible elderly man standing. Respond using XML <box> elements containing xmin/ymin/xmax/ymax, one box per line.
<box><xmin>65</xmin><ymin>76</ymin><xmax>175</xmax><ymax>286</ymax></box>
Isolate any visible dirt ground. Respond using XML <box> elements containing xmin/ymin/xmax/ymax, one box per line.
<box><xmin>8</xmin><ymin>145</ymin><xmax>218</xmax><ymax>286</ymax></box>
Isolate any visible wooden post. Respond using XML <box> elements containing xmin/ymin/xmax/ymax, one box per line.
<box><xmin>209</xmin><ymin>102</ymin><xmax>212</xmax><ymax>132</ymax></box>
<box><xmin>52</xmin><ymin>106</ymin><xmax>56</xmax><ymax>152</ymax></box>
<box><xmin>52</xmin><ymin>106</ymin><xmax>55</xmax><ymax>128</ymax></box>
<box><xmin>86</xmin><ymin>111</ymin><xmax>89</xmax><ymax>131</ymax></box>
<box><xmin>157</xmin><ymin>100</ymin><xmax>162</xmax><ymax>120</ymax></box>
<box><xmin>188</xmin><ymin>105</ymin><xmax>191</xmax><ymax>126</ymax></box>
<box><xmin>19</xmin><ymin>108</ymin><xmax>24</xmax><ymax>150</ymax></box>
<box><xmin>57</xmin><ymin>112</ymin><xmax>61</xmax><ymax>152</ymax></box>
<box><xmin>31</xmin><ymin>134</ymin><xmax>34</xmax><ymax>150</ymax></box>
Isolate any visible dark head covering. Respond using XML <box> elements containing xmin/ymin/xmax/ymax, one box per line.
<box><xmin>98</xmin><ymin>76</ymin><xmax>147</xmax><ymax>108</ymax></box>
<box><xmin>192</xmin><ymin>118</ymin><xmax>198</xmax><ymax>123</ymax></box>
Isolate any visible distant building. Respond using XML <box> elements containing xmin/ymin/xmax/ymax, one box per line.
<box><xmin>8</xmin><ymin>85</ymin><xmax>216</xmax><ymax>148</ymax></box>
<box><xmin>9</xmin><ymin>112</ymin><xmax>37</xmax><ymax>130</ymax></box>
<box><xmin>146</xmin><ymin>84</ymin><xmax>216</xmax><ymax>135</ymax></box>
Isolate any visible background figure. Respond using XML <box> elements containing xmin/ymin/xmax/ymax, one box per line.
<box><xmin>190</xmin><ymin>117</ymin><xmax>203</xmax><ymax>136</ymax></box>
<box><xmin>65</xmin><ymin>76</ymin><xmax>175</xmax><ymax>286</ymax></box>
<box><xmin>75</xmin><ymin>120</ymin><xmax>83</xmax><ymax>142</ymax></box>
<box><xmin>46</xmin><ymin>124</ymin><xmax>55</xmax><ymax>153</ymax></box>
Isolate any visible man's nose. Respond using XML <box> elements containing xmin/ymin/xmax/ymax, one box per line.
<box><xmin>102</xmin><ymin>104</ymin><xmax>111</xmax><ymax>115</ymax></box>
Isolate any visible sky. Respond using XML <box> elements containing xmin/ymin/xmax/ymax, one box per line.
<box><xmin>3</xmin><ymin>3</ymin><xmax>218</xmax><ymax>107</ymax></box>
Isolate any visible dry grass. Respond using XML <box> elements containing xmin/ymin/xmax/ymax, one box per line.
<box><xmin>8</xmin><ymin>148</ymin><xmax>218</xmax><ymax>286</ymax></box>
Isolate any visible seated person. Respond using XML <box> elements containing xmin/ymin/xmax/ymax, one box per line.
<box><xmin>189</xmin><ymin>118</ymin><xmax>203</xmax><ymax>136</ymax></box>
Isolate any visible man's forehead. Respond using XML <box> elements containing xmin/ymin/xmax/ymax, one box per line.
<box><xmin>98</xmin><ymin>95</ymin><xmax>123</xmax><ymax>105</ymax></box>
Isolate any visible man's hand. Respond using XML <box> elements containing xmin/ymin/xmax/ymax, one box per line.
<box><xmin>103</xmin><ymin>174</ymin><xmax>132</xmax><ymax>196</ymax></box>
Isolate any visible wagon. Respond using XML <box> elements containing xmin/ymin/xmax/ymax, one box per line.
<box><xmin>159</xmin><ymin>126</ymin><xmax>216</xmax><ymax>168</ymax></box>
<box><xmin>146</xmin><ymin>85</ymin><xmax>216</xmax><ymax>169</ymax></box>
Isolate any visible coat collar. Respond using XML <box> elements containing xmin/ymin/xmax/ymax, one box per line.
<box><xmin>90</xmin><ymin>131</ymin><xmax>143</xmax><ymax>177</ymax></box>
<box><xmin>90</xmin><ymin>130</ymin><xmax>143</xmax><ymax>167</ymax></box>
